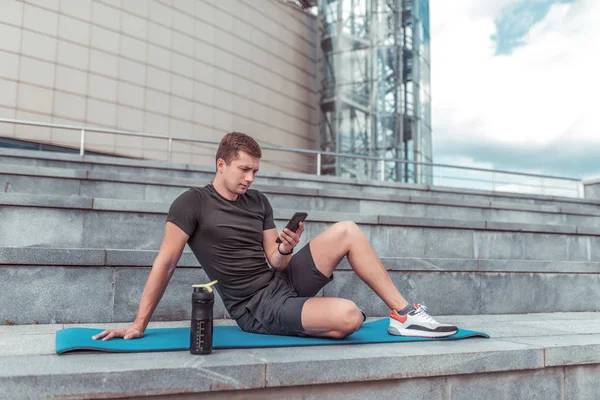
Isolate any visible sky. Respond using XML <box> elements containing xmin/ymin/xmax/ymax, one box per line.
<box><xmin>430</xmin><ymin>0</ymin><xmax>600</xmax><ymax>182</ymax></box>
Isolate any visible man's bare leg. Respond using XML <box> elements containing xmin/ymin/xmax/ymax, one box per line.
<box><xmin>301</xmin><ymin>221</ymin><xmax>410</xmax><ymax>338</ymax></box>
<box><xmin>300</xmin><ymin>297</ymin><xmax>365</xmax><ymax>339</ymax></box>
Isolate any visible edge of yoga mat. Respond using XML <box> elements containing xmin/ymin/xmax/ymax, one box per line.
<box><xmin>56</xmin><ymin>319</ymin><xmax>490</xmax><ymax>355</ymax></box>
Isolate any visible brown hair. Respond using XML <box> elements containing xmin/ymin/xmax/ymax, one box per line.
<box><xmin>215</xmin><ymin>132</ymin><xmax>262</xmax><ymax>168</ymax></box>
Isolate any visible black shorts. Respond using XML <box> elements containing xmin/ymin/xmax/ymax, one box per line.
<box><xmin>236</xmin><ymin>243</ymin><xmax>333</xmax><ymax>336</ymax></box>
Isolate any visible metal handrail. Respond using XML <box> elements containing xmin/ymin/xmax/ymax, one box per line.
<box><xmin>0</xmin><ymin>117</ymin><xmax>583</xmax><ymax>197</ymax></box>
<box><xmin>0</xmin><ymin>117</ymin><xmax>581</xmax><ymax>182</ymax></box>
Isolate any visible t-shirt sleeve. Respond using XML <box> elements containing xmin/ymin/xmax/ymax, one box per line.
<box><xmin>166</xmin><ymin>189</ymin><xmax>201</xmax><ymax>237</ymax></box>
<box><xmin>261</xmin><ymin>193</ymin><xmax>276</xmax><ymax>231</ymax></box>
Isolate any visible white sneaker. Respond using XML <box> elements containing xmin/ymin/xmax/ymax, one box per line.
<box><xmin>388</xmin><ymin>303</ymin><xmax>458</xmax><ymax>338</ymax></box>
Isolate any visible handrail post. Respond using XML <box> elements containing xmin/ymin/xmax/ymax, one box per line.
<box><xmin>80</xmin><ymin>129</ymin><xmax>85</xmax><ymax>156</ymax></box>
<box><xmin>316</xmin><ymin>152</ymin><xmax>321</xmax><ymax>176</ymax></box>
<box><xmin>492</xmin><ymin>171</ymin><xmax>496</xmax><ymax>191</ymax></box>
<box><xmin>439</xmin><ymin>166</ymin><xmax>443</xmax><ymax>185</ymax></box>
<box><xmin>380</xmin><ymin>159</ymin><xmax>385</xmax><ymax>181</ymax></box>
<box><xmin>541</xmin><ymin>177</ymin><xmax>545</xmax><ymax>195</ymax></box>
<box><xmin>168</xmin><ymin>138</ymin><xmax>172</xmax><ymax>163</ymax></box>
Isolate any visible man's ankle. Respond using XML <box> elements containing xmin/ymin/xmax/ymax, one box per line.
<box><xmin>396</xmin><ymin>303</ymin><xmax>414</xmax><ymax>316</ymax></box>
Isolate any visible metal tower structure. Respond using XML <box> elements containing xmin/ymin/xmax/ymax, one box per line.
<box><xmin>317</xmin><ymin>0</ymin><xmax>432</xmax><ymax>183</ymax></box>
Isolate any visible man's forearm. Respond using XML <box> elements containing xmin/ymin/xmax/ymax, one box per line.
<box><xmin>133</xmin><ymin>263</ymin><xmax>175</xmax><ymax>330</ymax></box>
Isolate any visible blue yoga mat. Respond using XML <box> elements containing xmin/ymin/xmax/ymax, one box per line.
<box><xmin>56</xmin><ymin>319</ymin><xmax>489</xmax><ymax>354</ymax></box>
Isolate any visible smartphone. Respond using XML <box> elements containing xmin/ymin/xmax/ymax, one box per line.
<box><xmin>276</xmin><ymin>212</ymin><xmax>308</xmax><ymax>243</ymax></box>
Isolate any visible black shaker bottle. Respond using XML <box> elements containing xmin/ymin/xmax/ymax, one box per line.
<box><xmin>190</xmin><ymin>280</ymin><xmax>218</xmax><ymax>355</ymax></box>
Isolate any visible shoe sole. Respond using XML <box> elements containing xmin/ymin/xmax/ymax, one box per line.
<box><xmin>387</xmin><ymin>326</ymin><xmax>458</xmax><ymax>338</ymax></box>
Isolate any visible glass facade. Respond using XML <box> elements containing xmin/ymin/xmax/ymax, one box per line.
<box><xmin>318</xmin><ymin>0</ymin><xmax>432</xmax><ymax>183</ymax></box>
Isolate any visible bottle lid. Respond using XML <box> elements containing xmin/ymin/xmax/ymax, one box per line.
<box><xmin>192</xmin><ymin>280</ymin><xmax>218</xmax><ymax>293</ymax></box>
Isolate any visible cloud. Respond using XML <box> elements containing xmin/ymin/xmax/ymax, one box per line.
<box><xmin>492</xmin><ymin>0</ymin><xmax>573</xmax><ymax>54</ymax></box>
<box><xmin>435</xmin><ymin>134</ymin><xmax>600</xmax><ymax>178</ymax></box>
<box><xmin>430</xmin><ymin>0</ymin><xmax>600</xmax><ymax>180</ymax></box>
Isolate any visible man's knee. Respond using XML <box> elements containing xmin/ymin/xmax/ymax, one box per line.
<box><xmin>330</xmin><ymin>301</ymin><xmax>363</xmax><ymax>339</ymax></box>
<box><xmin>333</xmin><ymin>221</ymin><xmax>362</xmax><ymax>241</ymax></box>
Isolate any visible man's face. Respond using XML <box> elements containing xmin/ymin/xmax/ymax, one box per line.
<box><xmin>218</xmin><ymin>151</ymin><xmax>260</xmax><ymax>196</ymax></box>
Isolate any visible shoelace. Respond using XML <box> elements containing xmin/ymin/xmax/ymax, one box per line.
<box><xmin>414</xmin><ymin>304</ymin><xmax>439</xmax><ymax>324</ymax></box>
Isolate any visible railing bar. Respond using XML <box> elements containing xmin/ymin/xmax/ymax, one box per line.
<box><xmin>0</xmin><ymin>117</ymin><xmax>582</xmax><ymax>183</ymax></box>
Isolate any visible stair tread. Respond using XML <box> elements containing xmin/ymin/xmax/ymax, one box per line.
<box><xmin>1</xmin><ymin>312</ymin><xmax>599</xmax><ymax>398</ymax></box>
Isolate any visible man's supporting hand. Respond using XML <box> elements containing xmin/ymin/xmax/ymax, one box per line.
<box><xmin>92</xmin><ymin>323</ymin><xmax>144</xmax><ymax>341</ymax></box>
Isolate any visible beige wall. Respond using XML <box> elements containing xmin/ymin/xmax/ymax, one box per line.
<box><xmin>0</xmin><ymin>0</ymin><xmax>318</xmax><ymax>172</ymax></box>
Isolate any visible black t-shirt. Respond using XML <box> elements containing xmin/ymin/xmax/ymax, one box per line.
<box><xmin>166</xmin><ymin>184</ymin><xmax>277</xmax><ymax>319</ymax></box>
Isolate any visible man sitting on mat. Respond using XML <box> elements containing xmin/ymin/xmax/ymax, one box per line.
<box><xmin>93</xmin><ymin>132</ymin><xmax>457</xmax><ymax>342</ymax></box>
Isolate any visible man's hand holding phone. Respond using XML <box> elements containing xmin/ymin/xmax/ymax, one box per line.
<box><xmin>277</xmin><ymin>212</ymin><xmax>307</xmax><ymax>255</ymax></box>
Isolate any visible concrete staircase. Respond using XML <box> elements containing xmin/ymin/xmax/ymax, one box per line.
<box><xmin>2</xmin><ymin>147</ymin><xmax>600</xmax><ymax>399</ymax></box>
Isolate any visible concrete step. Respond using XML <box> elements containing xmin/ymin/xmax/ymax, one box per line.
<box><xmin>0</xmin><ymin>147</ymin><xmax>595</xmax><ymax>212</ymax></box>
<box><xmin>2</xmin><ymin>163</ymin><xmax>600</xmax><ymax>227</ymax></box>
<box><xmin>2</xmin><ymin>247</ymin><xmax>600</xmax><ymax>324</ymax></box>
<box><xmin>0</xmin><ymin>193</ymin><xmax>600</xmax><ymax>261</ymax></box>
<box><xmin>1</xmin><ymin>313</ymin><xmax>600</xmax><ymax>399</ymax></box>
<box><xmin>1</xmin><ymin>192</ymin><xmax>600</xmax><ymax>260</ymax></box>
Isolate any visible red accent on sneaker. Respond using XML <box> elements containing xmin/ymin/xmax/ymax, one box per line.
<box><xmin>390</xmin><ymin>309</ymin><xmax>408</xmax><ymax>323</ymax></box>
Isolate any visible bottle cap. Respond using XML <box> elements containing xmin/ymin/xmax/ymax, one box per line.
<box><xmin>192</xmin><ymin>280</ymin><xmax>218</xmax><ymax>293</ymax></box>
